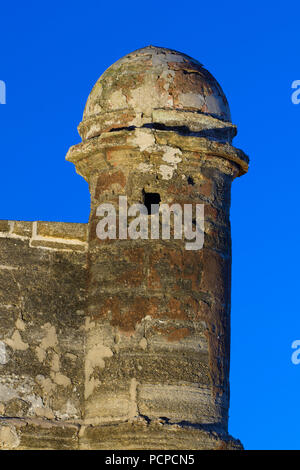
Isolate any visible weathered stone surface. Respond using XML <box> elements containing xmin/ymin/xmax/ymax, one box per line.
<box><xmin>79</xmin><ymin>46</ymin><xmax>232</xmax><ymax>141</ymax></box>
<box><xmin>0</xmin><ymin>221</ymin><xmax>10</xmax><ymax>233</ymax></box>
<box><xmin>0</xmin><ymin>417</ymin><xmax>242</xmax><ymax>450</ymax></box>
<box><xmin>36</xmin><ymin>221</ymin><xmax>87</xmax><ymax>241</ymax></box>
<box><xmin>0</xmin><ymin>230</ymin><xmax>87</xmax><ymax>430</ymax></box>
<box><xmin>0</xmin><ymin>46</ymin><xmax>249</xmax><ymax>449</ymax></box>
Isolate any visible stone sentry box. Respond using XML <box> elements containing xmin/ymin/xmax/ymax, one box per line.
<box><xmin>0</xmin><ymin>46</ymin><xmax>249</xmax><ymax>449</ymax></box>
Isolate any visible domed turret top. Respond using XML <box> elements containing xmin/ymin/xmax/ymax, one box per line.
<box><xmin>79</xmin><ymin>46</ymin><xmax>232</xmax><ymax>140</ymax></box>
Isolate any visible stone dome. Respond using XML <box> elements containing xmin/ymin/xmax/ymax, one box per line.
<box><xmin>78</xmin><ymin>46</ymin><xmax>231</xmax><ymax>141</ymax></box>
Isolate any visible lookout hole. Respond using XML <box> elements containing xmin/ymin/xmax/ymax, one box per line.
<box><xmin>142</xmin><ymin>190</ymin><xmax>161</xmax><ymax>215</ymax></box>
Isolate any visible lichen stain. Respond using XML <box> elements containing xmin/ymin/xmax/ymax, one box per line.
<box><xmin>85</xmin><ymin>341</ymin><xmax>113</xmax><ymax>399</ymax></box>
<box><xmin>40</xmin><ymin>323</ymin><xmax>58</xmax><ymax>350</ymax></box>
<box><xmin>4</xmin><ymin>330</ymin><xmax>28</xmax><ymax>351</ymax></box>
<box><xmin>0</xmin><ymin>424</ymin><xmax>20</xmax><ymax>449</ymax></box>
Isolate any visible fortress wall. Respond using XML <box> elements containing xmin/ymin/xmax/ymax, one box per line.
<box><xmin>0</xmin><ymin>220</ymin><xmax>88</xmax><ymax>447</ymax></box>
<box><xmin>0</xmin><ymin>220</ymin><xmax>87</xmax><ymax>251</ymax></box>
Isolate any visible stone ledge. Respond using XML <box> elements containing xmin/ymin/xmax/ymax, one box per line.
<box><xmin>66</xmin><ymin>128</ymin><xmax>249</xmax><ymax>182</ymax></box>
<box><xmin>0</xmin><ymin>221</ymin><xmax>88</xmax><ymax>252</ymax></box>
<box><xmin>0</xmin><ymin>417</ymin><xmax>243</xmax><ymax>450</ymax></box>
<box><xmin>79</xmin><ymin>420</ymin><xmax>243</xmax><ymax>450</ymax></box>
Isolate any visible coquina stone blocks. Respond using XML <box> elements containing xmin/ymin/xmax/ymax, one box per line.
<box><xmin>0</xmin><ymin>46</ymin><xmax>249</xmax><ymax>449</ymax></box>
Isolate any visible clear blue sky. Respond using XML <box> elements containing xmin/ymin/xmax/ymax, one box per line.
<box><xmin>1</xmin><ymin>0</ymin><xmax>299</xmax><ymax>450</ymax></box>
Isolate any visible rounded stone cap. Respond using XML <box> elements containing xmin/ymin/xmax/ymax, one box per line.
<box><xmin>79</xmin><ymin>46</ymin><xmax>232</xmax><ymax>140</ymax></box>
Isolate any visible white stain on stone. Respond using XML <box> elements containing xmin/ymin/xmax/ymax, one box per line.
<box><xmin>0</xmin><ymin>342</ymin><xmax>8</xmax><ymax>365</ymax></box>
<box><xmin>109</xmin><ymin>89</ymin><xmax>127</xmax><ymax>109</ymax></box>
<box><xmin>131</xmin><ymin>129</ymin><xmax>155</xmax><ymax>152</ymax></box>
<box><xmin>162</xmin><ymin>146</ymin><xmax>182</xmax><ymax>165</ymax></box>
<box><xmin>54</xmin><ymin>400</ymin><xmax>79</xmax><ymax>420</ymax></box>
<box><xmin>159</xmin><ymin>146</ymin><xmax>182</xmax><ymax>180</ymax></box>
<box><xmin>159</xmin><ymin>165</ymin><xmax>174</xmax><ymax>180</ymax></box>
<box><xmin>138</xmin><ymin>163</ymin><xmax>153</xmax><ymax>173</ymax></box>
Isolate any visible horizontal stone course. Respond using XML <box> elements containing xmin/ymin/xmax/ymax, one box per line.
<box><xmin>0</xmin><ymin>417</ymin><xmax>243</xmax><ymax>450</ymax></box>
<box><xmin>36</xmin><ymin>221</ymin><xmax>87</xmax><ymax>241</ymax></box>
<box><xmin>0</xmin><ymin>220</ymin><xmax>88</xmax><ymax>252</ymax></box>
